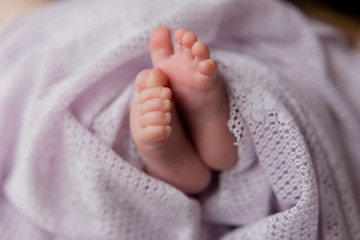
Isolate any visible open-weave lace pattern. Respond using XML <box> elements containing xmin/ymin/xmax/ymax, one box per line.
<box><xmin>0</xmin><ymin>0</ymin><xmax>359</xmax><ymax>239</ymax></box>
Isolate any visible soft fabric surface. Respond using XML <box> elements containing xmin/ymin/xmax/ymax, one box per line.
<box><xmin>0</xmin><ymin>0</ymin><xmax>359</xmax><ymax>239</ymax></box>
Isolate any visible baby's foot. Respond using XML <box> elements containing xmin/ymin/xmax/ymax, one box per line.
<box><xmin>150</xmin><ymin>26</ymin><xmax>237</xmax><ymax>170</ymax></box>
<box><xmin>130</xmin><ymin>68</ymin><xmax>211</xmax><ymax>194</ymax></box>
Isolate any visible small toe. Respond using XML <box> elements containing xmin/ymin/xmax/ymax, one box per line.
<box><xmin>140</xmin><ymin>87</ymin><xmax>171</xmax><ymax>103</ymax></box>
<box><xmin>141</xmin><ymin>126</ymin><xmax>172</xmax><ymax>143</ymax></box>
<box><xmin>140</xmin><ymin>98</ymin><xmax>171</xmax><ymax>114</ymax></box>
<box><xmin>174</xmin><ymin>28</ymin><xmax>187</xmax><ymax>54</ymax></box>
<box><xmin>182</xmin><ymin>31</ymin><xmax>197</xmax><ymax>49</ymax></box>
<box><xmin>141</xmin><ymin>111</ymin><xmax>172</xmax><ymax>127</ymax></box>
<box><xmin>174</xmin><ymin>28</ymin><xmax>187</xmax><ymax>43</ymax></box>
<box><xmin>198</xmin><ymin>59</ymin><xmax>218</xmax><ymax>76</ymax></box>
<box><xmin>192</xmin><ymin>41</ymin><xmax>210</xmax><ymax>61</ymax></box>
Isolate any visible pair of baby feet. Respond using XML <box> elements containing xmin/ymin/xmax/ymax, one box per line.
<box><xmin>130</xmin><ymin>26</ymin><xmax>237</xmax><ymax>194</ymax></box>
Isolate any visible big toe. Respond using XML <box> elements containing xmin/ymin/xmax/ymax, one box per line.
<box><xmin>135</xmin><ymin>68</ymin><xmax>169</xmax><ymax>92</ymax></box>
<box><xmin>150</xmin><ymin>26</ymin><xmax>173</xmax><ymax>66</ymax></box>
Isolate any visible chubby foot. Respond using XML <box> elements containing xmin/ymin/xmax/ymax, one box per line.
<box><xmin>150</xmin><ymin>26</ymin><xmax>220</xmax><ymax>107</ymax></box>
<box><xmin>130</xmin><ymin>68</ymin><xmax>211</xmax><ymax>194</ymax></box>
<box><xmin>150</xmin><ymin>26</ymin><xmax>237</xmax><ymax>170</ymax></box>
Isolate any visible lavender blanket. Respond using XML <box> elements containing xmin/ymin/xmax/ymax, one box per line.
<box><xmin>0</xmin><ymin>0</ymin><xmax>359</xmax><ymax>239</ymax></box>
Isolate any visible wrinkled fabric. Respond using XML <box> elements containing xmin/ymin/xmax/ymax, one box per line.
<box><xmin>0</xmin><ymin>0</ymin><xmax>359</xmax><ymax>239</ymax></box>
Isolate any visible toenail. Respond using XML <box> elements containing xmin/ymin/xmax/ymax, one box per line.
<box><xmin>161</xmin><ymin>88</ymin><xmax>170</xmax><ymax>97</ymax></box>
<box><xmin>164</xmin><ymin>112</ymin><xmax>171</xmax><ymax>123</ymax></box>
<box><xmin>163</xmin><ymin>99</ymin><xmax>170</xmax><ymax>109</ymax></box>
<box><xmin>165</xmin><ymin>126</ymin><xmax>172</xmax><ymax>135</ymax></box>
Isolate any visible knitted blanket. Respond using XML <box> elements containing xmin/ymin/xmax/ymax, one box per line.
<box><xmin>0</xmin><ymin>0</ymin><xmax>359</xmax><ymax>239</ymax></box>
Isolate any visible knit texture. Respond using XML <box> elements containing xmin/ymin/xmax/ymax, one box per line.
<box><xmin>0</xmin><ymin>0</ymin><xmax>359</xmax><ymax>239</ymax></box>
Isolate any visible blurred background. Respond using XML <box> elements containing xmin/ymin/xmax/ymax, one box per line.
<box><xmin>288</xmin><ymin>0</ymin><xmax>360</xmax><ymax>49</ymax></box>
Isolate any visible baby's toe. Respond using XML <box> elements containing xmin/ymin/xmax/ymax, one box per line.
<box><xmin>140</xmin><ymin>87</ymin><xmax>171</xmax><ymax>103</ymax></box>
<box><xmin>147</xmin><ymin>68</ymin><xmax>168</xmax><ymax>88</ymax></box>
<box><xmin>135</xmin><ymin>68</ymin><xmax>169</xmax><ymax>92</ymax></box>
<box><xmin>182</xmin><ymin>31</ymin><xmax>197</xmax><ymax>48</ymax></box>
<box><xmin>141</xmin><ymin>111</ymin><xmax>171</xmax><ymax>128</ymax></box>
<box><xmin>141</xmin><ymin>126</ymin><xmax>172</xmax><ymax>143</ymax></box>
<box><xmin>174</xmin><ymin>28</ymin><xmax>187</xmax><ymax>43</ymax></box>
<box><xmin>150</xmin><ymin>26</ymin><xmax>173</xmax><ymax>66</ymax></box>
<box><xmin>198</xmin><ymin>59</ymin><xmax>218</xmax><ymax>77</ymax></box>
<box><xmin>134</xmin><ymin>69</ymin><xmax>152</xmax><ymax>92</ymax></box>
<box><xmin>180</xmin><ymin>31</ymin><xmax>197</xmax><ymax>58</ymax></box>
<box><xmin>174</xmin><ymin>28</ymin><xmax>187</xmax><ymax>54</ymax></box>
<box><xmin>140</xmin><ymin>98</ymin><xmax>171</xmax><ymax>115</ymax></box>
<box><xmin>192</xmin><ymin>40</ymin><xmax>210</xmax><ymax>61</ymax></box>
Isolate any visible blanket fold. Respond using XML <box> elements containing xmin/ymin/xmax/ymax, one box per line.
<box><xmin>0</xmin><ymin>0</ymin><xmax>359</xmax><ymax>239</ymax></box>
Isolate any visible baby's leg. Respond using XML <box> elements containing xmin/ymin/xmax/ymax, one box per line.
<box><xmin>150</xmin><ymin>26</ymin><xmax>237</xmax><ymax>170</ymax></box>
<box><xmin>130</xmin><ymin>68</ymin><xmax>211</xmax><ymax>194</ymax></box>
